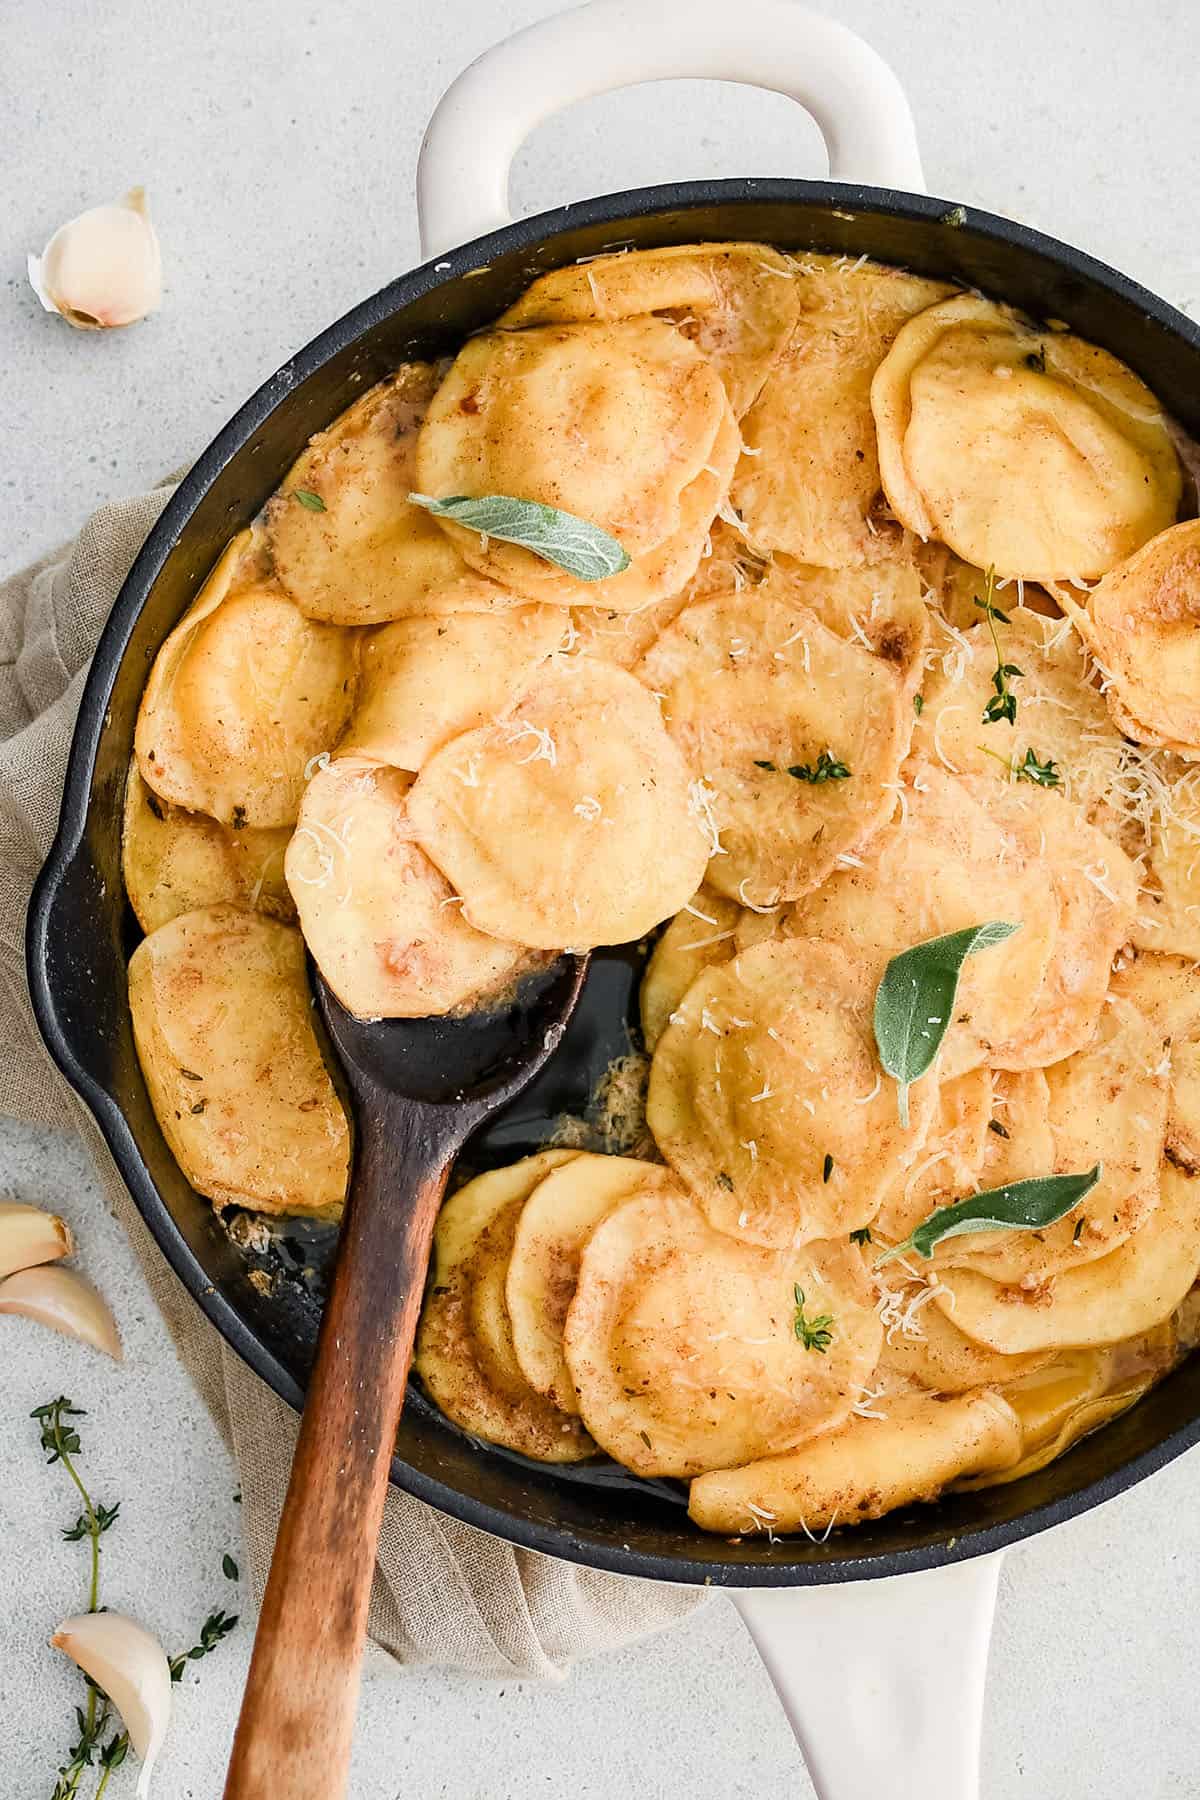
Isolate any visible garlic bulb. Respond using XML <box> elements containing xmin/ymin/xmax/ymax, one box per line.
<box><xmin>53</xmin><ymin>1612</ymin><xmax>172</xmax><ymax>1797</ymax></box>
<box><xmin>28</xmin><ymin>187</ymin><xmax>161</xmax><ymax>330</ymax></box>
<box><xmin>0</xmin><ymin>1200</ymin><xmax>73</xmax><ymax>1279</ymax></box>
<box><xmin>0</xmin><ymin>1264</ymin><xmax>122</xmax><ymax>1358</ymax></box>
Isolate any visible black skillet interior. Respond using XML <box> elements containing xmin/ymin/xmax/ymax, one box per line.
<box><xmin>27</xmin><ymin>179</ymin><xmax>1200</xmax><ymax>1586</ymax></box>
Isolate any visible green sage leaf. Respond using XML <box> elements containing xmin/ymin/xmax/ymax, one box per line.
<box><xmin>875</xmin><ymin>1165</ymin><xmax>1102</xmax><ymax>1265</ymax></box>
<box><xmin>873</xmin><ymin>921</ymin><xmax>1020</xmax><ymax>1125</ymax></box>
<box><xmin>292</xmin><ymin>488</ymin><xmax>326</xmax><ymax>512</ymax></box>
<box><xmin>408</xmin><ymin>491</ymin><xmax>630</xmax><ymax>582</ymax></box>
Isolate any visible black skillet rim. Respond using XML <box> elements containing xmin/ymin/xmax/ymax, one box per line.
<box><xmin>27</xmin><ymin>176</ymin><xmax>1200</xmax><ymax>1586</ymax></box>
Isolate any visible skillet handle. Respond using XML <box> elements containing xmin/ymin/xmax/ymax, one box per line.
<box><xmin>734</xmin><ymin>1554</ymin><xmax>1003</xmax><ymax>1800</ymax></box>
<box><xmin>416</xmin><ymin>0</ymin><xmax>926</xmax><ymax>258</ymax></box>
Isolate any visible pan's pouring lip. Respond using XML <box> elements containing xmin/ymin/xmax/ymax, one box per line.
<box><xmin>26</xmin><ymin>177</ymin><xmax>1200</xmax><ymax>1586</ymax></box>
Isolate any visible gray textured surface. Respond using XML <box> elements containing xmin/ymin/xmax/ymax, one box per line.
<box><xmin>2</xmin><ymin>0</ymin><xmax>1198</xmax><ymax>1794</ymax></box>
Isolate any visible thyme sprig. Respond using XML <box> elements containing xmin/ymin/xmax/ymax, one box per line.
<box><xmin>169</xmin><ymin>1609</ymin><xmax>239</xmax><ymax>1683</ymax></box>
<box><xmin>51</xmin><ymin>1695</ymin><xmax>115</xmax><ymax>1800</ymax></box>
<box><xmin>793</xmin><ymin>1284</ymin><xmax>835</xmax><ymax>1353</ymax></box>
<box><xmin>33</xmin><ymin>1398</ymin><xmax>240</xmax><ymax>1798</ymax></box>
<box><xmin>34</xmin><ymin>1398</ymin><xmax>119</xmax><ymax>1799</ymax></box>
<box><xmin>979</xmin><ymin>744</ymin><xmax>1063</xmax><ymax>789</ymax></box>
<box><xmin>788</xmin><ymin>750</ymin><xmax>851</xmax><ymax>784</ymax></box>
<box><xmin>34</xmin><ymin>1398</ymin><xmax>120</xmax><ymax>1608</ymax></box>
<box><xmin>975</xmin><ymin>567</ymin><xmax>1023</xmax><ymax>725</ymax></box>
<box><xmin>753</xmin><ymin>751</ymin><xmax>851</xmax><ymax>782</ymax></box>
<box><xmin>91</xmin><ymin>1734</ymin><xmax>128</xmax><ymax>1800</ymax></box>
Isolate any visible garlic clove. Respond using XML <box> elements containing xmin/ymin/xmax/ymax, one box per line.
<box><xmin>28</xmin><ymin>186</ymin><xmax>162</xmax><ymax>330</ymax></box>
<box><xmin>0</xmin><ymin>1264</ymin><xmax>122</xmax><ymax>1358</ymax></box>
<box><xmin>0</xmin><ymin>1201</ymin><xmax>73</xmax><ymax>1280</ymax></box>
<box><xmin>52</xmin><ymin>1611</ymin><xmax>172</xmax><ymax>1797</ymax></box>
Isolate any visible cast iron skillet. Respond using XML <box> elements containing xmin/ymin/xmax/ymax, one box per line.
<box><xmin>25</xmin><ymin>29</ymin><xmax>1200</xmax><ymax>1605</ymax></box>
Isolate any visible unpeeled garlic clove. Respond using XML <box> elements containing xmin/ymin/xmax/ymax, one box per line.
<box><xmin>0</xmin><ymin>1200</ymin><xmax>73</xmax><ymax>1279</ymax></box>
<box><xmin>52</xmin><ymin>1611</ymin><xmax>172</xmax><ymax>1798</ymax></box>
<box><xmin>0</xmin><ymin>1264</ymin><xmax>122</xmax><ymax>1358</ymax></box>
<box><xmin>28</xmin><ymin>186</ymin><xmax>162</xmax><ymax>330</ymax></box>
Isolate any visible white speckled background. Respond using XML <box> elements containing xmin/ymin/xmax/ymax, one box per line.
<box><xmin>2</xmin><ymin>1</ymin><xmax>1199</xmax><ymax>1794</ymax></box>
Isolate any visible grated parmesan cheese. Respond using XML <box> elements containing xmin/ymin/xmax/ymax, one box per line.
<box><xmin>688</xmin><ymin>779</ymin><xmax>728</xmax><ymax>857</ymax></box>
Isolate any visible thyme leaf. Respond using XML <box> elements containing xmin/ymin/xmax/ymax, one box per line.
<box><xmin>792</xmin><ymin>1284</ymin><xmax>834</xmax><ymax>1353</ymax></box>
<box><xmin>787</xmin><ymin>750</ymin><xmax>851</xmax><ymax>784</ymax></box>
<box><xmin>1013</xmin><ymin>747</ymin><xmax>1061</xmax><ymax>788</ymax></box>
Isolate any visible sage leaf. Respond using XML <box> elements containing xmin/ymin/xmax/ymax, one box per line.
<box><xmin>873</xmin><ymin>921</ymin><xmax>1020</xmax><ymax>1125</ymax></box>
<box><xmin>408</xmin><ymin>492</ymin><xmax>630</xmax><ymax>582</ymax></box>
<box><xmin>292</xmin><ymin>488</ymin><xmax>326</xmax><ymax>512</ymax></box>
<box><xmin>874</xmin><ymin>1164</ymin><xmax>1102</xmax><ymax>1266</ymax></box>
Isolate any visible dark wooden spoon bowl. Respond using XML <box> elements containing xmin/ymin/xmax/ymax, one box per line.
<box><xmin>223</xmin><ymin>953</ymin><xmax>589</xmax><ymax>1800</ymax></box>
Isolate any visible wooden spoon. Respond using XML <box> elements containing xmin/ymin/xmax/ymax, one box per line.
<box><xmin>223</xmin><ymin>953</ymin><xmax>589</xmax><ymax>1800</ymax></box>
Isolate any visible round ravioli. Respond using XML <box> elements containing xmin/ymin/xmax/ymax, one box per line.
<box><xmin>874</xmin><ymin>1070</ymin><xmax>993</xmax><ymax>1245</ymax></box>
<box><xmin>342</xmin><ymin>599</ymin><xmax>566</xmax><ymax>771</ymax></box>
<box><xmin>128</xmin><ymin>906</ymin><xmax>349</xmax><ymax>1218</ymax></box>
<box><xmin>975</xmin><ymin>782</ymin><xmax>1138</xmax><ymax>1069</ymax></box>
<box><xmin>935</xmin><ymin>1166</ymin><xmax>1200</xmax><ymax>1355</ymax></box>
<box><xmin>733</xmin><ymin>255</ymin><xmax>953</xmax><ymax>568</ymax></box>
<box><xmin>871</xmin><ymin>295</ymin><xmax>1181</xmax><ymax>579</ymax></box>
<box><xmin>647</xmin><ymin>938</ymin><xmax>936</xmax><ymax>1248</ymax></box>
<box><xmin>1133</xmin><ymin>760</ymin><xmax>1200</xmax><ymax>958</ymax></box>
<box><xmin>506</xmin><ymin>1154</ymin><xmax>678</xmax><ymax>1412</ymax></box>
<box><xmin>122</xmin><ymin>765</ymin><xmax>294</xmax><ymax>932</ymax></box>
<box><xmin>408</xmin><ymin>660</ymin><xmax>708</xmax><ymax>949</ymax></box>
<box><xmin>1112</xmin><ymin>951</ymin><xmax>1200</xmax><ymax>1176</ymax></box>
<box><xmin>765</xmin><ymin>556</ymin><xmax>929</xmax><ymax>696</ymax></box>
<box><xmin>880</xmin><ymin>1290</ymin><xmax>1051</xmax><ymax>1394</ymax></box>
<box><xmin>951</xmin><ymin>1347</ymin><xmax>1166</xmax><ymax>1489</ymax></box>
<box><xmin>1062</xmin><ymin>521</ymin><xmax>1200</xmax><ymax>756</ymax></box>
<box><xmin>567</xmin><ymin>590</ymin><xmax>690</xmax><ymax>671</ymax></box>
<box><xmin>563</xmin><ymin>1186</ymin><xmax>881</xmax><ymax>1477</ymax></box>
<box><xmin>266</xmin><ymin>363</ymin><xmax>469</xmax><ymax>624</ymax></box>
<box><xmin>570</xmin><ymin>519</ymin><xmax>756</xmax><ymax>671</ymax></box>
<box><xmin>788</xmin><ymin>763</ymin><xmax>1055</xmax><ymax>1075</ymax></box>
<box><xmin>941</xmin><ymin>995</ymin><xmax>1168</xmax><ymax>1283</ymax></box>
<box><xmin>640</xmin><ymin>891</ymin><xmax>741</xmax><ymax>1052</ymax></box>
<box><xmin>688</xmin><ymin>1388</ymin><xmax>1021</xmax><ymax>1534</ymax></box>
<box><xmin>638</xmin><ymin>584</ymin><xmax>911</xmax><ymax>903</ymax></box>
<box><xmin>414</xmin><ymin>1152</ymin><xmax>595</xmax><ymax>1462</ymax></box>
<box><xmin>499</xmin><ymin>241</ymin><xmax>800</xmax><ymax>417</ymax></box>
<box><xmin>415</xmin><ymin>318</ymin><xmax>737</xmax><ymax>610</ymax></box>
<box><xmin>916</xmin><ymin>603</ymin><xmax>1128</xmax><ymax>817</ymax></box>
<box><xmin>135</xmin><ymin>533</ymin><xmax>357</xmax><ymax>828</ymax></box>
<box><xmin>979</xmin><ymin>1070</ymin><xmax>1055</xmax><ymax>1184</ymax></box>
<box><xmin>286</xmin><ymin>757</ymin><xmax>532</xmax><ymax>1019</ymax></box>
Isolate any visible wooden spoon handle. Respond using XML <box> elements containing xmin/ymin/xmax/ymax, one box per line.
<box><xmin>223</xmin><ymin>1095</ymin><xmax>456</xmax><ymax>1800</ymax></box>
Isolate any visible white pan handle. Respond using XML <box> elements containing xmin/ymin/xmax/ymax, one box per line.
<box><xmin>734</xmin><ymin>1553</ymin><xmax>1003</xmax><ymax>1800</ymax></box>
<box><xmin>416</xmin><ymin>0</ymin><xmax>926</xmax><ymax>258</ymax></box>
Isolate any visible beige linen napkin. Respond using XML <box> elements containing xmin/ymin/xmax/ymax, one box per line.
<box><xmin>0</xmin><ymin>486</ymin><xmax>704</xmax><ymax>1677</ymax></box>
